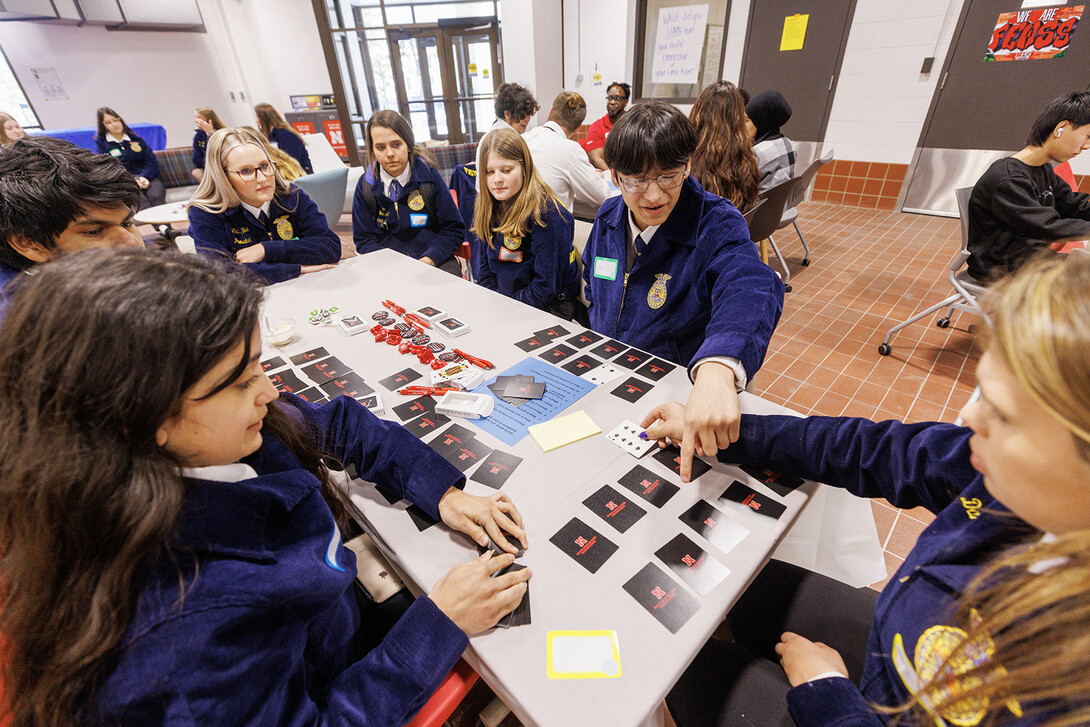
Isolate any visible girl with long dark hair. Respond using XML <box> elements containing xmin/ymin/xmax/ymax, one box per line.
<box><xmin>93</xmin><ymin>106</ymin><xmax>166</xmax><ymax>210</ymax></box>
<box><xmin>689</xmin><ymin>81</ymin><xmax>761</xmax><ymax>213</ymax></box>
<box><xmin>0</xmin><ymin>248</ymin><xmax>530</xmax><ymax>727</ymax></box>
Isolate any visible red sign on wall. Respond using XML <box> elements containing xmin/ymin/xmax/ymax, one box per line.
<box><xmin>323</xmin><ymin>119</ymin><xmax>348</xmax><ymax>156</ymax></box>
<box><xmin>986</xmin><ymin>6</ymin><xmax>1084</xmax><ymax>61</ymax></box>
<box><xmin>290</xmin><ymin>121</ymin><xmax>317</xmax><ymax>135</ymax></box>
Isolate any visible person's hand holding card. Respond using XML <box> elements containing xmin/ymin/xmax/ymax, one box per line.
<box><xmin>640</xmin><ymin>399</ymin><xmax>733</xmax><ymax>483</ymax></box>
<box><xmin>438</xmin><ymin>488</ymin><xmax>528</xmax><ymax>552</ymax></box>
<box><xmin>428</xmin><ymin>551</ymin><xmax>532</xmax><ymax>634</ymax></box>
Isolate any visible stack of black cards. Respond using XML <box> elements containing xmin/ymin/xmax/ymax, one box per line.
<box><xmin>479</xmin><ymin>533</ymin><xmax>531</xmax><ymax>628</ymax></box>
<box><xmin>261</xmin><ymin>347</ymin><xmax>380</xmax><ymax>413</ymax></box>
<box><xmin>488</xmin><ymin>374</ymin><xmax>546</xmax><ymax>408</ymax></box>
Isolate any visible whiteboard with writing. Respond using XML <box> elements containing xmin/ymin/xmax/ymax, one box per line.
<box><xmin>650</xmin><ymin>4</ymin><xmax>710</xmax><ymax>85</ymax></box>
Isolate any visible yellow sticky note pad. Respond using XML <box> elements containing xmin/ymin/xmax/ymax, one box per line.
<box><xmin>547</xmin><ymin>630</ymin><xmax>622</xmax><ymax>679</ymax></box>
<box><xmin>528</xmin><ymin>410</ymin><xmax>600</xmax><ymax>452</ymax></box>
<box><xmin>780</xmin><ymin>13</ymin><xmax>809</xmax><ymax>51</ymax></box>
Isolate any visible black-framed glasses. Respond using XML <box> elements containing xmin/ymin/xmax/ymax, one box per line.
<box><xmin>227</xmin><ymin>161</ymin><xmax>275</xmax><ymax>182</ymax></box>
<box><xmin>606</xmin><ymin>95</ymin><xmax>628</xmax><ymax>102</ymax></box>
<box><xmin>616</xmin><ymin>168</ymin><xmax>688</xmax><ymax>194</ymax></box>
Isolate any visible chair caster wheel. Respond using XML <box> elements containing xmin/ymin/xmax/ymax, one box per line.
<box><xmin>878</xmin><ymin>343</ymin><xmax>891</xmax><ymax>356</ymax></box>
<box><xmin>968</xmin><ymin>323</ymin><xmax>979</xmax><ymax>334</ymax></box>
<box><xmin>936</xmin><ymin>318</ymin><xmax>951</xmax><ymax>328</ymax></box>
<box><xmin>801</xmin><ymin>259</ymin><xmax>810</xmax><ymax>266</ymax></box>
<box><xmin>784</xmin><ymin>284</ymin><xmax>792</xmax><ymax>293</ymax></box>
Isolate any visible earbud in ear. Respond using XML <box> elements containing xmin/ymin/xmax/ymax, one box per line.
<box><xmin>1057</xmin><ymin>128</ymin><xmax>1065</xmax><ymax>137</ymax></box>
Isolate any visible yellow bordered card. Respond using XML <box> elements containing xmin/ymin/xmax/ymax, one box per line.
<box><xmin>546</xmin><ymin>630</ymin><xmax>622</xmax><ymax>679</ymax></box>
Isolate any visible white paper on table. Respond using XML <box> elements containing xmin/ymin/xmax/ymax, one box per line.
<box><xmin>771</xmin><ymin>485</ymin><xmax>887</xmax><ymax>588</ymax></box>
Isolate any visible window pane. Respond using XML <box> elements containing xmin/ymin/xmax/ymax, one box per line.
<box><xmin>640</xmin><ymin>0</ymin><xmax>728</xmax><ymax>100</ymax></box>
<box><xmin>413</xmin><ymin>1</ymin><xmax>495</xmax><ymax>24</ymax></box>
<box><xmin>384</xmin><ymin>6</ymin><xmax>413</xmax><ymax>24</ymax></box>
<box><xmin>0</xmin><ymin>52</ymin><xmax>39</xmax><ymax>129</ymax></box>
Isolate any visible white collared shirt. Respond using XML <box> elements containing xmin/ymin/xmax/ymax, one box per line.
<box><xmin>182</xmin><ymin>462</ymin><xmax>259</xmax><ymax>482</ymax></box>
<box><xmin>379</xmin><ymin>164</ymin><xmax>413</xmax><ymax>200</ymax></box>
<box><xmin>523</xmin><ymin>120</ymin><xmax>611</xmax><ymax>213</ymax></box>
<box><xmin>241</xmin><ymin>200</ymin><xmax>273</xmax><ymax>220</ymax></box>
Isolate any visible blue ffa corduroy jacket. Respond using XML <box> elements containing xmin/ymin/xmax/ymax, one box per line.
<box><xmin>95</xmin><ymin>133</ymin><xmax>160</xmax><ymax>180</ymax></box>
<box><xmin>188</xmin><ymin>185</ymin><xmax>341</xmax><ymax>285</ymax></box>
<box><xmin>92</xmin><ymin>395</ymin><xmax>469</xmax><ymax>726</ymax></box>
<box><xmin>192</xmin><ymin>128</ymin><xmax>208</xmax><ymax>169</ymax></box>
<box><xmin>723</xmin><ymin>414</ymin><xmax>1046</xmax><ymax>727</ymax></box>
<box><xmin>448</xmin><ymin>162</ymin><xmax>485</xmax><ymax>278</ymax></box>
<box><xmin>581</xmin><ymin>175</ymin><xmax>784</xmax><ymax>372</ymax></box>
<box><xmin>476</xmin><ymin>199</ymin><xmax>579</xmax><ymax>314</ymax></box>
<box><xmin>0</xmin><ymin>261</ymin><xmax>23</xmax><ymax>316</ymax></box>
<box><xmin>353</xmin><ymin>158</ymin><xmax>465</xmax><ymax>266</ymax></box>
<box><xmin>270</xmin><ymin>127</ymin><xmax>314</xmax><ymax>175</ymax></box>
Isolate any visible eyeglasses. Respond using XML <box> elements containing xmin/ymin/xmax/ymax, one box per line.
<box><xmin>606</xmin><ymin>95</ymin><xmax>628</xmax><ymax>102</ymax></box>
<box><xmin>616</xmin><ymin>168</ymin><xmax>688</xmax><ymax>194</ymax></box>
<box><xmin>227</xmin><ymin>161</ymin><xmax>275</xmax><ymax>182</ymax></box>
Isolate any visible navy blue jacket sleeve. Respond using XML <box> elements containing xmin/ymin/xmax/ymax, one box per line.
<box><xmin>274</xmin><ymin>129</ymin><xmax>313</xmax><ymax>174</ymax></box>
<box><xmin>192</xmin><ymin>131</ymin><xmax>206</xmax><ymax>169</ymax></box>
<box><xmin>476</xmin><ymin>236</ymin><xmax>499</xmax><ymax>291</ymax></box>
<box><xmin>93</xmin><ymin>135</ymin><xmax>109</xmax><ymax>154</ymax></box>
<box><xmin>722</xmin><ymin>414</ymin><xmax>977</xmax><ymax>514</ymax></box>
<box><xmin>515</xmin><ymin>202</ymin><xmax>573</xmax><ymax>308</ymax></box>
<box><xmin>262</xmin><ymin>187</ymin><xmax>342</xmax><ymax>267</ymax></box>
<box><xmin>188</xmin><ymin>204</ymin><xmax>303</xmax><ymax>285</ymax></box>
<box><xmin>689</xmin><ymin>211</ymin><xmax>784</xmax><ymax>379</ymax></box>
<box><xmin>785</xmin><ymin>677</ymin><xmax>884</xmax><ymax>727</ymax></box>
<box><xmin>352</xmin><ymin>171</ymin><xmax>384</xmax><ymax>255</ymax></box>
<box><xmin>420</xmin><ymin>169</ymin><xmax>466</xmax><ymax>265</ymax></box>
<box><xmin>290</xmin><ymin>394</ymin><xmax>465</xmax><ymax>518</ymax></box>
<box><xmin>132</xmin><ymin>135</ymin><xmax>160</xmax><ymax>180</ymax></box>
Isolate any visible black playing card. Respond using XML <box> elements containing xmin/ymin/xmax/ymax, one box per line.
<box><xmin>470</xmin><ymin>450</ymin><xmax>523</xmax><ymax>489</ymax></box>
<box><xmin>535</xmin><ymin>325</ymin><xmax>571</xmax><ymax>340</ymax></box>
<box><xmin>652</xmin><ymin>446</ymin><xmax>713</xmax><ymax>481</ymax></box>
<box><xmin>622</xmin><ymin>563</ymin><xmax>700</xmax><ymax>634</ymax></box>
<box><xmin>442</xmin><ymin>437</ymin><xmax>493</xmax><ymax>473</ymax></box>
<box><xmin>479</xmin><ymin>530</ymin><xmax>526</xmax><ymax>559</ymax></box>
<box><xmin>566</xmin><ymin>330</ymin><xmax>603</xmax><ymax>349</ymax></box>
<box><xmin>539</xmin><ymin>344</ymin><xmax>575</xmax><ymax>362</ymax></box>
<box><xmin>739</xmin><ymin>464</ymin><xmax>805</xmax><ymax>497</ymax></box>
<box><xmin>582</xmin><ymin>485</ymin><xmax>647</xmax><ymax>533</ymax></box>
<box><xmin>655</xmin><ymin>533</ymin><xmax>730</xmax><ymax>596</ymax></box>
<box><xmin>406</xmin><ymin>504</ymin><xmax>438</xmax><ymax>531</ymax></box>
<box><xmin>549</xmin><ymin>517</ymin><xmax>618</xmax><ymax>574</ymax></box>
<box><xmin>718</xmin><ymin>481</ymin><xmax>787</xmax><ymax>525</ymax></box>
<box><xmin>430</xmin><ymin>423</ymin><xmax>477</xmax><ymax>453</ymax></box>
<box><xmin>289</xmin><ymin>347</ymin><xmax>330</xmax><ymax>366</ymax></box>
<box><xmin>610</xmin><ymin>376</ymin><xmax>653</xmax><ymax>403</ymax></box>
<box><xmin>293</xmin><ymin>386</ymin><xmax>328</xmax><ymax>405</ymax></box>
<box><xmin>562</xmin><ymin>354</ymin><xmax>600</xmax><ymax>375</ymax></box>
<box><xmin>502</xmin><ymin>380</ymin><xmax>546</xmax><ymax>399</ymax></box>
<box><xmin>494</xmin><ymin>562</ymin><xmax>531</xmax><ymax>628</ymax></box>
<box><xmin>617</xmin><ymin>464</ymin><xmax>680</xmax><ymax>508</ymax></box>
<box><xmin>678</xmin><ymin>500</ymin><xmax>749</xmax><ymax>554</ymax></box>
<box><xmin>614</xmin><ymin>349</ymin><xmax>652</xmax><ymax>370</ymax></box>
<box><xmin>590</xmin><ymin>339</ymin><xmax>628</xmax><ymax>359</ymax></box>
<box><xmin>379</xmin><ymin>368</ymin><xmax>423</xmax><ymax>390</ymax></box>
<box><xmin>635</xmin><ymin>358</ymin><xmax>677</xmax><ymax>381</ymax></box>
<box><xmin>514</xmin><ymin>336</ymin><xmax>546</xmax><ymax>352</ymax></box>
<box><xmin>260</xmin><ymin>355</ymin><xmax>287</xmax><ymax>372</ymax></box>
<box><xmin>268</xmin><ymin>368</ymin><xmax>308</xmax><ymax>394</ymax></box>
<box><xmin>301</xmin><ymin>356</ymin><xmax>353</xmax><ymax>383</ymax></box>
<box><xmin>375</xmin><ymin>485</ymin><xmax>403</xmax><ymax>505</ymax></box>
<box><xmin>403</xmin><ymin>411</ymin><xmax>450</xmax><ymax>438</ymax></box>
<box><xmin>319</xmin><ymin>371</ymin><xmax>374</xmax><ymax>400</ymax></box>
<box><xmin>393</xmin><ymin>395</ymin><xmax>436</xmax><ymax>421</ymax></box>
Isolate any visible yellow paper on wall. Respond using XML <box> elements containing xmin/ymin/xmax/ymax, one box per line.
<box><xmin>780</xmin><ymin>13</ymin><xmax>809</xmax><ymax>51</ymax></box>
<box><xmin>528</xmin><ymin>410</ymin><xmax>600</xmax><ymax>452</ymax></box>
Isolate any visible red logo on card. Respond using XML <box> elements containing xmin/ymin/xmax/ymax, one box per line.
<box><xmin>651</xmin><ymin>586</ymin><xmax>666</xmax><ymax>600</ymax></box>
<box><xmin>682</xmin><ymin>554</ymin><xmax>696</xmax><ymax>567</ymax></box>
<box><xmin>575</xmin><ymin>536</ymin><xmax>588</xmax><ymax>547</ymax></box>
<box><xmin>704</xmin><ymin>517</ymin><xmax>717</xmax><ymax>528</ymax></box>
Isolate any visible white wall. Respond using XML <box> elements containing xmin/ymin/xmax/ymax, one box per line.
<box><xmin>0</xmin><ymin>0</ymin><xmax>329</xmax><ymax>146</ymax></box>
<box><xmin>562</xmin><ymin>0</ymin><xmax>634</xmax><ymax>122</ymax></box>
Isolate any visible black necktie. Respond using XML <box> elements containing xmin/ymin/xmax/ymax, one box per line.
<box><xmin>258</xmin><ymin>210</ymin><xmax>270</xmax><ymax>233</ymax></box>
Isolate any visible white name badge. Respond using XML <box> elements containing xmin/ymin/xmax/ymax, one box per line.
<box><xmin>409</xmin><ymin>213</ymin><xmax>428</xmax><ymax>228</ymax></box>
<box><xmin>593</xmin><ymin>256</ymin><xmax>619</xmax><ymax>281</ymax></box>
<box><xmin>109</xmin><ymin>149</ymin><xmax>122</xmax><ymax>157</ymax></box>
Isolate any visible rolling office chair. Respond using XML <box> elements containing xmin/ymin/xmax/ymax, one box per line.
<box><xmin>747</xmin><ymin>177</ymin><xmax>804</xmax><ymax>291</ymax></box>
<box><xmin>293</xmin><ymin>167</ymin><xmax>350</xmax><ymax>229</ymax></box>
<box><xmin>774</xmin><ymin>148</ymin><xmax>835</xmax><ymax>267</ymax></box>
<box><xmin>877</xmin><ymin>187</ymin><xmax>987</xmax><ymax>355</ymax></box>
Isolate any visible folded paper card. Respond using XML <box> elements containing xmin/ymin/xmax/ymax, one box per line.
<box><xmin>546</xmin><ymin>630</ymin><xmax>622</xmax><ymax>679</ymax></box>
<box><xmin>528</xmin><ymin>410</ymin><xmax>601</xmax><ymax>452</ymax></box>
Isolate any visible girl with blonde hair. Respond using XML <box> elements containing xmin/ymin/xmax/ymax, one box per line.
<box><xmin>188</xmin><ymin>127</ymin><xmax>339</xmax><ymax>284</ymax></box>
<box><xmin>0</xmin><ymin>111</ymin><xmax>26</xmax><ymax>145</ymax></box>
<box><xmin>655</xmin><ymin>250</ymin><xmax>1090</xmax><ymax>726</ymax></box>
<box><xmin>472</xmin><ymin>127</ymin><xmax>579</xmax><ymax>318</ymax></box>
<box><xmin>254</xmin><ymin>102</ymin><xmax>312</xmax><ymax>174</ymax></box>
<box><xmin>191</xmin><ymin>105</ymin><xmax>226</xmax><ymax>182</ymax></box>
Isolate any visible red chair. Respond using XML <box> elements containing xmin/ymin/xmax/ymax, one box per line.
<box><xmin>1054</xmin><ymin>160</ymin><xmax>1078</xmax><ymax>190</ymax></box>
<box><xmin>403</xmin><ymin>658</ymin><xmax>479</xmax><ymax>727</ymax></box>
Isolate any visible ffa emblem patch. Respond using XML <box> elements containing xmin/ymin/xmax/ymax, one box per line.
<box><xmin>892</xmin><ymin>615</ymin><xmax>1022</xmax><ymax>725</ymax></box>
<box><xmin>466</xmin><ymin>166</ymin><xmax>477</xmax><ymax>177</ymax></box>
<box><xmin>647</xmin><ymin>273</ymin><xmax>671</xmax><ymax>309</ymax></box>
<box><xmin>275</xmin><ymin>216</ymin><xmax>294</xmax><ymax>240</ymax></box>
<box><xmin>130</xmin><ymin>141</ymin><xmax>142</xmax><ymax>153</ymax></box>
<box><xmin>407</xmin><ymin>190</ymin><xmax>425</xmax><ymax>211</ymax></box>
<box><xmin>503</xmin><ymin>235</ymin><xmax>522</xmax><ymax>251</ymax></box>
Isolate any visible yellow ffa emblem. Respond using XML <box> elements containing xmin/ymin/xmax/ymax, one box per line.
<box><xmin>466</xmin><ymin>165</ymin><xmax>477</xmax><ymax>177</ymax></box>
<box><xmin>892</xmin><ymin>616</ymin><xmax>1022</xmax><ymax>726</ymax></box>
<box><xmin>407</xmin><ymin>190</ymin><xmax>425</xmax><ymax>211</ymax></box>
<box><xmin>503</xmin><ymin>235</ymin><xmax>522</xmax><ymax>251</ymax></box>
<box><xmin>647</xmin><ymin>273</ymin><xmax>671</xmax><ymax>309</ymax></box>
<box><xmin>274</xmin><ymin>216</ymin><xmax>294</xmax><ymax>240</ymax></box>
<box><xmin>130</xmin><ymin>141</ymin><xmax>142</xmax><ymax>153</ymax></box>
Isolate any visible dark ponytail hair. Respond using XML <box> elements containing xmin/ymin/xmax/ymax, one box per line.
<box><xmin>0</xmin><ymin>248</ymin><xmax>347</xmax><ymax>726</ymax></box>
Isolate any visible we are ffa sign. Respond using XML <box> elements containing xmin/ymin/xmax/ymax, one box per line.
<box><xmin>986</xmin><ymin>6</ymin><xmax>1083</xmax><ymax>61</ymax></box>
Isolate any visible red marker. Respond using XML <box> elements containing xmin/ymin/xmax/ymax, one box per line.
<box><xmin>453</xmin><ymin>348</ymin><xmax>495</xmax><ymax>370</ymax></box>
<box><xmin>398</xmin><ymin>386</ymin><xmax>459</xmax><ymax>396</ymax></box>
<box><xmin>404</xmin><ymin>312</ymin><xmax>431</xmax><ymax>329</ymax></box>
<box><xmin>382</xmin><ymin>300</ymin><xmax>406</xmax><ymax>316</ymax></box>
